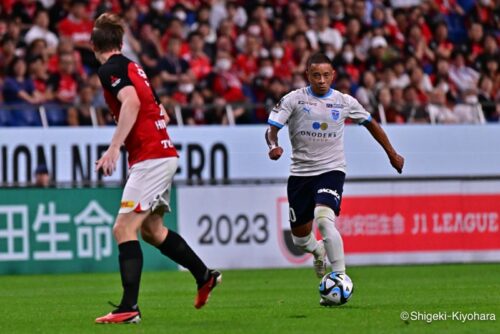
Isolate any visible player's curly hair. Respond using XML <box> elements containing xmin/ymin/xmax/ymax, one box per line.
<box><xmin>90</xmin><ymin>13</ymin><xmax>124</xmax><ymax>53</ymax></box>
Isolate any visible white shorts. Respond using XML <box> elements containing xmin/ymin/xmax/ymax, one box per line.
<box><xmin>119</xmin><ymin>157</ymin><xmax>178</xmax><ymax>215</ymax></box>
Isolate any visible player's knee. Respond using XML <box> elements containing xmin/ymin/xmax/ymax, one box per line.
<box><xmin>112</xmin><ymin>215</ymin><xmax>138</xmax><ymax>241</ymax></box>
<box><xmin>292</xmin><ymin>233</ymin><xmax>312</xmax><ymax>248</ymax></box>
<box><xmin>140</xmin><ymin>225</ymin><xmax>155</xmax><ymax>244</ymax></box>
<box><xmin>141</xmin><ymin>223</ymin><xmax>168</xmax><ymax>246</ymax></box>
<box><xmin>314</xmin><ymin>206</ymin><xmax>336</xmax><ymax>230</ymax></box>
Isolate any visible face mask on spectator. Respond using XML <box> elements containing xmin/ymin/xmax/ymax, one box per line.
<box><xmin>260</xmin><ymin>66</ymin><xmax>274</xmax><ymax>78</ymax></box>
<box><xmin>271</xmin><ymin>47</ymin><xmax>284</xmax><ymax>59</ymax></box>
<box><xmin>174</xmin><ymin>11</ymin><xmax>187</xmax><ymax>21</ymax></box>
<box><xmin>260</xmin><ymin>49</ymin><xmax>270</xmax><ymax>58</ymax></box>
<box><xmin>343</xmin><ymin>51</ymin><xmax>354</xmax><ymax>63</ymax></box>
<box><xmin>248</xmin><ymin>25</ymin><xmax>261</xmax><ymax>36</ymax></box>
<box><xmin>216</xmin><ymin>59</ymin><xmax>232</xmax><ymax>71</ymax></box>
<box><xmin>179</xmin><ymin>83</ymin><xmax>194</xmax><ymax>94</ymax></box>
<box><xmin>152</xmin><ymin>0</ymin><xmax>165</xmax><ymax>11</ymax></box>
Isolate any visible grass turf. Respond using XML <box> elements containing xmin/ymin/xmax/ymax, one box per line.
<box><xmin>0</xmin><ymin>263</ymin><xmax>499</xmax><ymax>334</ymax></box>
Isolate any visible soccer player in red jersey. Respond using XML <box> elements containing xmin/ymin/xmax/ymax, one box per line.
<box><xmin>91</xmin><ymin>13</ymin><xmax>220</xmax><ymax>324</ymax></box>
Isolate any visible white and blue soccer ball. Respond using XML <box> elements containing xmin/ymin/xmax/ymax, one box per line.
<box><xmin>318</xmin><ymin>272</ymin><xmax>354</xmax><ymax>306</ymax></box>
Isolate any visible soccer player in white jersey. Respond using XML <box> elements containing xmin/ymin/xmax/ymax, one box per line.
<box><xmin>266</xmin><ymin>53</ymin><xmax>404</xmax><ymax>284</ymax></box>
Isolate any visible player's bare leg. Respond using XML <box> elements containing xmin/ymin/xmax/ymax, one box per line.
<box><xmin>142</xmin><ymin>214</ymin><xmax>221</xmax><ymax>309</ymax></box>
<box><xmin>96</xmin><ymin>211</ymin><xmax>148</xmax><ymax>324</ymax></box>
<box><xmin>291</xmin><ymin>221</ymin><xmax>327</xmax><ymax>278</ymax></box>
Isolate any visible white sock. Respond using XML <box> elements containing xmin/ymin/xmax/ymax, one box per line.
<box><xmin>315</xmin><ymin>206</ymin><xmax>345</xmax><ymax>272</ymax></box>
<box><xmin>292</xmin><ymin>232</ymin><xmax>320</xmax><ymax>254</ymax></box>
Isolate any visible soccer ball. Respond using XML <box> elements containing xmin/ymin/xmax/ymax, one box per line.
<box><xmin>318</xmin><ymin>272</ymin><xmax>354</xmax><ymax>306</ymax></box>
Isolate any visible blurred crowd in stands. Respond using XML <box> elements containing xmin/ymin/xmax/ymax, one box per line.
<box><xmin>0</xmin><ymin>0</ymin><xmax>499</xmax><ymax>126</ymax></box>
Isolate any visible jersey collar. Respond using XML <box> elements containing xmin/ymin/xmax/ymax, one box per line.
<box><xmin>306</xmin><ymin>85</ymin><xmax>333</xmax><ymax>99</ymax></box>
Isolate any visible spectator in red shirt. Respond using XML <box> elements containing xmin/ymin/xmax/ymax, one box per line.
<box><xmin>235</xmin><ymin>33</ymin><xmax>261</xmax><ymax>86</ymax></box>
<box><xmin>214</xmin><ymin>34</ymin><xmax>235</xmax><ymax>59</ymax></box>
<box><xmin>291</xmin><ymin>32</ymin><xmax>312</xmax><ymax>74</ymax></box>
<box><xmin>217</xmin><ymin>18</ymin><xmax>238</xmax><ymax>42</ymax></box>
<box><xmin>28</xmin><ymin>55</ymin><xmax>49</xmax><ymax>96</ymax></box>
<box><xmin>210</xmin><ymin>51</ymin><xmax>244</xmax><ymax>102</ymax></box>
<box><xmin>171</xmin><ymin>74</ymin><xmax>195</xmax><ymax>106</ymax></box>
<box><xmin>330</xmin><ymin>0</ymin><xmax>347</xmax><ymax>35</ymax></box>
<box><xmin>465</xmin><ymin>22</ymin><xmax>484</xmax><ymax>64</ymax></box>
<box><xmin>47</xmin><ymin>37</ymin><xmax>86</xmax><ymax>78</ymax></box>
<box><xmin>429</xmin><ymin>22</ymin><xmax>454</xmax><ymax>60</ymax></box>
<box><xmin>384</xmin><ymin>8</ymin><xmax>406</xmax><ymax>51</ymax></box>
<box><xmin>409</xmin><ymin>67</ymin><xmax>433</xmax><ymax>104</ymax></box>
<box><xmin>206</xmin><ymin>51</ymin><xmax>248</xmax><ymax>123</ymax></box>
<box><xmin>183</xmin><ymin>31</ymin><xmax>212</xmax><ymax>80</ymax></box>
<box><xmin>160</xmin><ymin>17</ymin><xmax>189</xmax><ymax>57</ymax></box>
<box><xmin>404</xmin><ymin>25</ymin><xmax>434</xmax><ymax>65</ymax></box>
<box><xmin>270</xmin><ymin>41</ymin><xmax>293</xmax><ymax>83</ymax></box>
<box><xmin>57</xmin><ymin>0</ymin><xmax>97</xmax><ymax>71</ymax></box>
<box><xmin>45</xmin><ymin>52</ymin><xmax>83</xmax><ymax>125</ymax></box>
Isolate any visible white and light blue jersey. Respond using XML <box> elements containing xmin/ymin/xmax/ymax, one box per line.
<box><xmin>268</xmin><ymin>86</ymin><xmax>371</xmax><ymax>176</ymax></box>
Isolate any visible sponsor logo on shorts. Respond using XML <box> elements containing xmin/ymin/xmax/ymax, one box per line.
<box><xmin>318</xmin><ymin>188</ymin><xmax>340</xmax><ymax>201</ymax></box>
<box><xmin>120</xmin><ymin>200</ymin><xmax>135</xmax><ymax>208</ymax></box>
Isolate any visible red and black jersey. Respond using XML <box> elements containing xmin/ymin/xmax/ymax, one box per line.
<box><xmin>97</xmin><ymin>54</ymin><xmax>178</xmax><ymax>166</ymax></box>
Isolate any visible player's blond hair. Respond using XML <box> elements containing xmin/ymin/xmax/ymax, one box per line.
<box><xmin>90</xmin><ymin>13</ymin><xmax>124</xmax><ymax>53</ymax></box>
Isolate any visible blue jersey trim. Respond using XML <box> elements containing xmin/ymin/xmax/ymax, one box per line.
<box><xmin>268</xmin><ymin>119</ymin><xmax>284</xmax><ymax>129</ymax></box>
<box><xmin>306</xmin><ymin>86</ymin><xmax>333</xmax><ymax>99</ymax></box>
<box><xmin>359</xmin><ymin>114</ymin><xmax>372</xmax><ymax>126</ymax></box>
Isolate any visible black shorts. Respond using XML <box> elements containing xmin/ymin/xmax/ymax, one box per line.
<box><xmin>287</xmin><ymin>170</ymin><xmax>346</xmax><ymax>228</ymax></box>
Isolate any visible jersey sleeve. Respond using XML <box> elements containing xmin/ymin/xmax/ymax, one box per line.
<box><xmin>267</xmin><ymin>92</ymin><xmax>295</xmax><ymax>129</ymax></box>
<box><xmin>97</xmin><ymin>62</ymin><xmax>134</xmax><ymax>98</ymax></box>
<box><xmin>346</xmin><ymin>94</ymin><xmax>372</xmax><ymax>125</ymax></box>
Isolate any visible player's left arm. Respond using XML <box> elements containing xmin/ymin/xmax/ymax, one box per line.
<box><xmin>363</xmin><ymin>118</ymin><xmax>405</xmax><ymax>174</ymax></box>
<box><xmin>95</xmin><ymin>86</ymin><xmax>140</xmax><ymax>176</ymax></box>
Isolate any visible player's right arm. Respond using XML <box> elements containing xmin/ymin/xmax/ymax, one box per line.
<box><xmin>265</xmin><ymin>126</ymin><xmax>283</xmax><ymax>160</ymax></box>
<box><xmin>266</xmin><ymin>92</ymin><xmax>295</xmax><ymax>161</ymax></box>
<box><xmin>95</xmin><ymin>61</ymin><xmax>141</xmax><ymax>176</ymax></box>
<box><xmin>95</xmin><ymin>86</ymin><xmax>140</xmax><ymax>176</ymax></box>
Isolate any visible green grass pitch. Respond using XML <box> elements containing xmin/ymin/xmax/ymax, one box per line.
<box><xmin>1</xmin><ymin>263</ymin><xmax>499</xmax><ymax>334</ymax></box>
